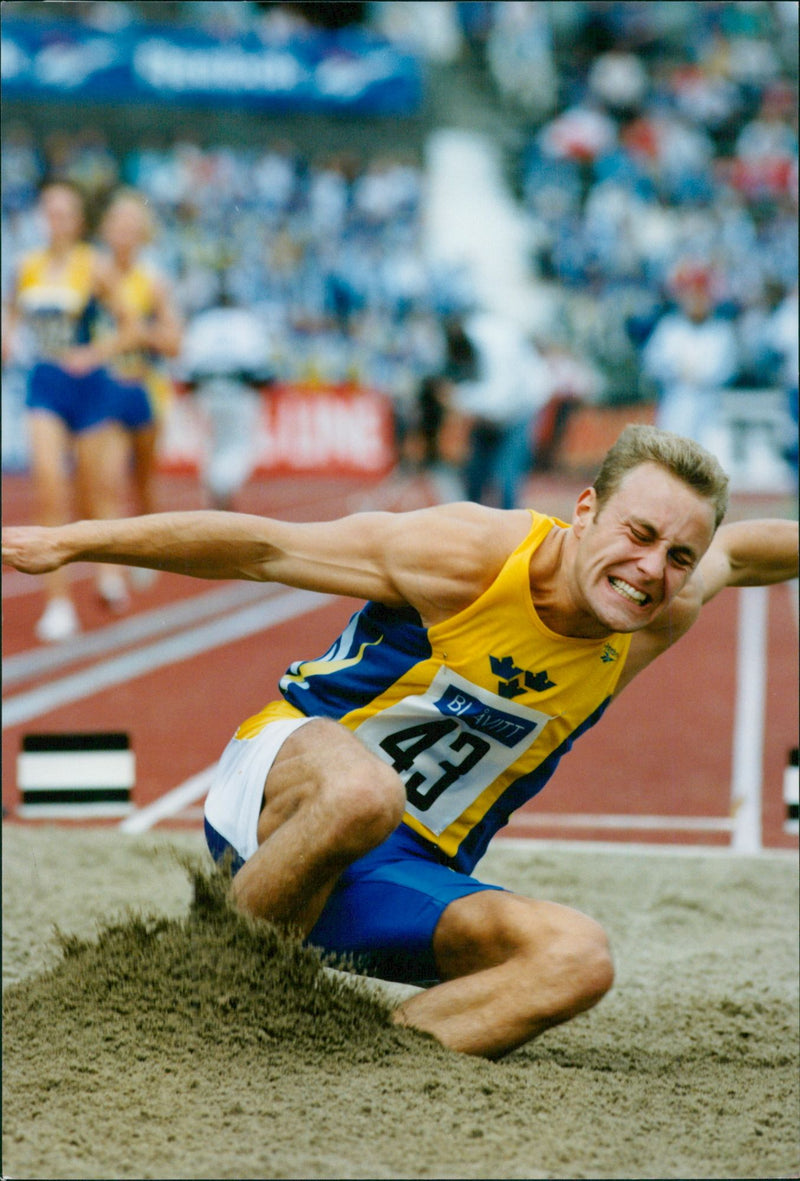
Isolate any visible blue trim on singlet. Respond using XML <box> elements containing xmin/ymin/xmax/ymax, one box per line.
<box><xmin>75</xmin><ymin>295</ymin><xmax>99</xmax><ymax>345</ymax></box>
<box><xmin>279</xmin><ymin>600</ymin><xmax>432</xmax><ymax>718</ymax></box>
<box><xmin>451</xmin><ymin>696</ymin><xmax>614</xmax><ymax>874</ymax></box>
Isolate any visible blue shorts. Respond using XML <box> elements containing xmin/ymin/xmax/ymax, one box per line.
<box><xmin>204</xmin><ymin>819</ymin><xmax>505</xmax><ymax>986</ymax></box>
<box><xmin>26</xmin><ymin>361</ymin><xmax>112</xmax><ymax>434</ymax></box>
<box><xmin>102</xmin><ymin>373</ymin><xmax>155</xmax><ymax>430</ymax></box>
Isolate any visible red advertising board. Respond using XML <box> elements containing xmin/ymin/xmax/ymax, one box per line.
<box><xmin>159</xmin><ymin>383</ymin><xmax>396</xmax><ymax>477</ymax></box>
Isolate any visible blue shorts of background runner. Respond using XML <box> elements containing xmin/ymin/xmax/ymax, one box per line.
<box><xmin>204</xmin><ymin>820</ymin><xmax>505</xmax><ymax>986</ymax></box>
<box><xmin>102</xmin><ymin>373</ymin><xmax>154</xmax><ymax>430</ymax></box>
<box><xmin>26</xmin><ymin>361</ymin><xmax>112</xmax><ymax>434</ymax></box>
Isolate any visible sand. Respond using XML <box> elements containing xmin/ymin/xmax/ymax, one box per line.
<box><xmin>3</xmin><ymin>825</ymin><xmax>798</xmax><ymax>1180</ymax></box>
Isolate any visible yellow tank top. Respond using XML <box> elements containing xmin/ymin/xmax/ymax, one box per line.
<box><xmin>100</xmin><ymin>261</ymin><xmax>173</xmax><ymax>415</ymax></box>
<box><xmin>16</xmin><ymin>244</ymin><xmax>96</xmax><ymax>358</ymax></box>
<box><xmin>238</xmin><ymin>511</ymin><xmax>632</xmax><ymax>872</ymax></box>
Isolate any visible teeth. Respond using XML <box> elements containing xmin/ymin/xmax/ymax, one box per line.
<box><xmin>610</xmin><ymin>577</ymin><xmax>648</xmax><ymax>605</ymax></box>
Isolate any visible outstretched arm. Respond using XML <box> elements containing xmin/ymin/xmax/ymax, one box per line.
<box><xmin>696</xmin><ymin>518</ymin><xmax>798</xmax><ymax>604</ymax></box>
<box><xmin>2</xmin><ymin>504</ymin><xmax>527</xmax><ymax>620</ymax></box>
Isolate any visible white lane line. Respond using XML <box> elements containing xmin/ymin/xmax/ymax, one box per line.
<box><xmin>3</xmin><ymin>587</ymin><xmax>331</xmax><ymax>729</ymax></box>
<box><xmin>493</xmin><ymin>837</ymin><xmax>797</xmax><ymax>860</ymax></box>
<box><xmin>730</xmin><ymin>584</ymin><xmax>769</xmax><ymax>854</ymax></box>
<box><xmin>17</xmin><ymin>802</ymin><xmax>135</xmax><ymax>820</ymax></box>
<box><xmin>508</xmin><ymin>813</ymin><xmax>735</xmax><ymax>831</ymax></box>
<box><xmin>120</xmin><ymin>763</ymin><xmax>218</xmax><ymax>834</ymax></box>
<box><xmin>122</xmin><ymin>807</ymin><xmax>737</xmax><ymax>839</ymax></box>
<box><xmin>3</xmin><ymin>580</ymin><xmax>280</xmax><ymax>688</ymax></box>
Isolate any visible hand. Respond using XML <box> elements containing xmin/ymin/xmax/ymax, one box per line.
<box><xmin>2</xmin><ymin>526</ymin><xmax>68</xmax><ymax>575</ymax></box>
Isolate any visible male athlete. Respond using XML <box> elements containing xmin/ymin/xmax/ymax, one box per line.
<box><xmin>3</xmin><ymin>425</ymin><xmax>798</xmax><ymax>1059</ymax></box>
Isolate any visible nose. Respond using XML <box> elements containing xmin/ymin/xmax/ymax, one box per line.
<box><xmin>636</xmin><ymin>544</ymin><xmax>668</xmax><ymax>581</ymax></box>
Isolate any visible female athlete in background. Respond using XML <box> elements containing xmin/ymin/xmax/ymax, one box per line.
<box><xmin>2</xmin><ymin>179</ymin><xmax>139</xmax><ymax>642</ymax></box>
<box><xmin>96</xmin><ymin>188</ymin><xmax>183</xmax><ymax>593</ymax></box>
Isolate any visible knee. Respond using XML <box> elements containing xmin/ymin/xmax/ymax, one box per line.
<box><xmin>491</xmin><ymin>902</ymin><xmax>614</xmax><ymax>1023</ymax></box>
<box><xmin>325</xmin><ymin>759</ymin><xmax>406</xmax><ymax>857</ymax></box>
<box><xmin>541</xmin><ymin>910</ymin><xmax>614</xmax><ymax>1015</ymax></box>
<box><xmin>563</xmin><ymin>915</ymin><xmax>614</xmax><ymax>1007</ymax></box>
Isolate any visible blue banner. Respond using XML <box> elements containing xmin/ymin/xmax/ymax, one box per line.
<box><xmin>0</xmin><ymin>18</ymin><xmax>423</xmax><ymax>114</ymax></box>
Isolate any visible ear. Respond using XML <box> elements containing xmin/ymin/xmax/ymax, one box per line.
<box><xmin>572</xmin><ymin>487</ymin><xmax>597</xmax><ymax>537</ymax></box>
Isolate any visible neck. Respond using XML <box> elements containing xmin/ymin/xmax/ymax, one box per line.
<box><xmin>48</xmin><ymin>239</ymin><xmax>74</xmax><ymax>261</ymax></box>
<box><xmin>529</xmin><ymin>526</ymin><xmax>611</xmax><ymax>640</ymax></box>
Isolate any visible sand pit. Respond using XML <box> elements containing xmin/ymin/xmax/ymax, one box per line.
<box><xmin>3</xmin><ymin>825</ymin><xmax>798</xmax><ymax>1180</ymax></box>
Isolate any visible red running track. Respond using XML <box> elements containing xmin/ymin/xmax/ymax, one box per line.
<box><xmin>2</xmin><ymin>469</ymin><xmax>797</xmax><ymax>851</ymax></box>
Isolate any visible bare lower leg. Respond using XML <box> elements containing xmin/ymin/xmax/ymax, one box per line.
<box><xmin>392</xmin><ymin>894</ymin><xmax>614</xmax><ymax>1058</ymax></box>
<box><xmin>27</xmin><ymin>412</ymin><xmax>74</xmax><ymax>604</ymax></box>
<box><xmin>75</xmin><ymin>423</ymin><xmax>131</xmax><ymax>597</ymax></box>
<box><xmin>131</xmin><ymin>425</ymin><xmax>159</xmax><ymax>515</ymax></box>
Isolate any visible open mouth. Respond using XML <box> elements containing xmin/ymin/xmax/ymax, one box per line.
<box><xmin>608</xmin><ymin>576</ymin><xmax>650</xmax><ymax>606</ymax></box>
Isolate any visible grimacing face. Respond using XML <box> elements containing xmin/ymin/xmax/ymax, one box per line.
<box><xmin>571</xmin><ymin>462</ymin><xmax>717</xmax><ymax>634</ymax></box>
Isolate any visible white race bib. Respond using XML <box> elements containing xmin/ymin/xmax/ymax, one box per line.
<box><xmin>355</xmin><ymin>666</ymin><xmax>551</xmax><ymax>835</ymax></box>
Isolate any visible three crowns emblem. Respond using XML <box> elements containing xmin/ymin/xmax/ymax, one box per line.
<box><xmin>490</xmin><ymin>655</ymin><xmax>556</xmax><ymax>699</ymax></box>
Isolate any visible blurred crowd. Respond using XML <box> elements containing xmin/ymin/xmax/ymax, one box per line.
<box><xmin>2</xmin><ymin>129</ymin><xmax>464</xmax><ymax>404</ymax></box>
<box><xmin>2</xmin><ymin>0</ymin><xmax>796</xmax><ymax>651</ymax></box>
<box><xmin>2</xmin><ymin>0</ymin><xmax>798</xmax><ymax>492</ymax></box>
<box><xmin>473</xmin><ymin>1</ymin><xmax>798</xmax><ymax>411</ymax></box>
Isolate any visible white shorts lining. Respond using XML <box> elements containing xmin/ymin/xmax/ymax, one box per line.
<box><xmin>203</xmin><ymin>716</ymin><xmax>314</xmax><ymax>864</ymax></box>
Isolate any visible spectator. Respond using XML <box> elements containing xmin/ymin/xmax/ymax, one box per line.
<box><xmin>97</xmin><ymin>187</ymin><xmax>183</xmax><ymax>537</ymax></box>
<box><xmin>453</xmin><ymin>310</ymin><xmax>553</xmax><ymax>510</ymax></box>
<box><xmin>641</xmin><ymin>261</ymin><xmax>739</xmax><ymax>451</ymax></box>
<box><xmin>180</xmin><ymin>274</ymin><xmax>275</xmax><ymax>511</ymax></box>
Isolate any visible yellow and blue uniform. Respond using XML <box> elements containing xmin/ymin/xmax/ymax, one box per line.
<box><xmin>16</xmin><ymin>243</ymin><xmax>108</xmax><ymax>432</ymax></box>
<box><xmin>97</xmin><ymin>260</ymin><xmax>173</xmax><ymax>430</ymax></box>
<box><xmin>205</xmin><ymin>511</ymin><xmax>631</xmax><ymax>983</ymax></box>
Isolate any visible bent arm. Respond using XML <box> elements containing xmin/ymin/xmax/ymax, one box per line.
<box><xmin>696</xmin><ymin>518</ymin><xmax>799</xmax><ymax>604</ymax></box>
<box><xmin>142</xmin><ymin>276</ymin><xmax>183</xmax><ymax>358</ymax></box>
<box><xmin>2</xmin><ymin>503</ymin><xmax>523</xmax><ymax>616</ymax></box>
<box><xmin>618</xmin><ymin>517</ymin><xmax>798</xmax><ymax>694</ymax></box>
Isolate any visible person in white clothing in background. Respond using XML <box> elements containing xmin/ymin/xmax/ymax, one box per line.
<box><xmin>180</xmin><ymin>277</ymin><xmax>275</xmax><ymax>511</ymax></box>
<box><xmin>642</xmin><ymin>261</ymin><xmax>739</xmax><ymax>452</ymax></box>
<box><xmin>454</xmin><ymin>310</ymin><xmax>554</xmax><ymax>510</ymax></box>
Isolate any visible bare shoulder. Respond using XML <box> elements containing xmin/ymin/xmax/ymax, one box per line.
<box><xmin>384</xmin><ymin>502</ymin><xmax>533</xmax><ymax>622</ymax></box>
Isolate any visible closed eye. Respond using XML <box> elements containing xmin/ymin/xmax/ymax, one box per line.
<box><xmin>629</xmin><ymin>524</ymin><xmax>696</xmax><ymax>569</ymax></box>
<box><xmin>669</xmin><ymin>550</ymin><xmax>696</xmax><ymax>570</ymax></box>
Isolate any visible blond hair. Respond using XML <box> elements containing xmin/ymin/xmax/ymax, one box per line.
<box><xmin>101</xmin><ymin>187</ymin><xmax>156</xmax><ymax>244</ymax></box>
<box><xmin>593</xmin><ymin>424</ymin><xmax>730</xmax><ymax>529</ymax></box>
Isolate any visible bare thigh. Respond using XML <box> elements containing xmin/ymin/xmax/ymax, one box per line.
<box><xmin>230</xmin><ymin>717</ymin><xmax>405</xmax><ymax>932</ymax></box>
<box><xmin>391</xmin><ymin>889</ymin><xmax>614</xmax><ymax>1056</ymax></box>
<box><xmin>73</xmin><ymin>422</ymin><xmax>129</xmax><ymax>519</ymax></box>
<box><xmin>431</xmin><ymin>889</ymin><xmax>610</xmax><ymax>981</ymax></box>
<box><xmin>257</xmin><ymin>717</ymin><xmax>404</xmax><ymax>850</ymax></box>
